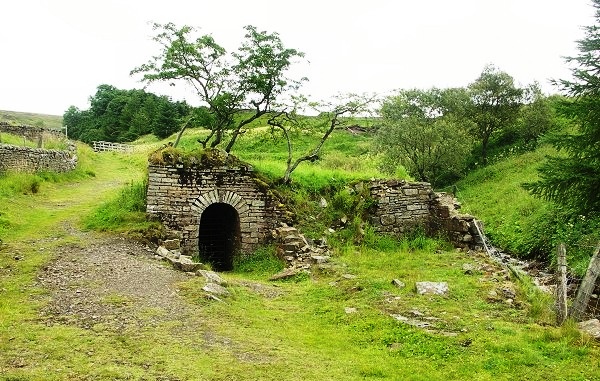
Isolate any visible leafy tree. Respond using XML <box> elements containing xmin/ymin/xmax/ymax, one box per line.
<box><xmin>376</xmin><ymin>88</ymin><xmax>473</xmax><ymax>187</ymax></box>
<box><xmin>131</xmin><ymin>23</ymin><xmax>305</xmax><ymax>152</ymax></box>
<box><xmin>267</xmin><ymin>94</ymin><xmax>376</xmax><ymax>184</ymax></box>
<box><xmin>516</xmin><ymin>83</ymin><xmax>555</xmax><ymax>146</ymax></box>
<box><xmin>524</xmin><ymin>0</ymin><xmax>600</xmax><ymax>215</ymax></box>
<box><xmin>63</xmin><ymin>85</ymin><xmax>190</xmax><ymax>143</ymax></box>
<box><xmin>467</xmin><ymin>65</ymin><xmax>524</xmax><ymax>164</ymax></box>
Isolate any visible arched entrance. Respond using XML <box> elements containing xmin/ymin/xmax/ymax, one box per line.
<box><xmin>198</xmin><ymin>203</ymin><xmax>241</xmax><ymax>271</ymax></box>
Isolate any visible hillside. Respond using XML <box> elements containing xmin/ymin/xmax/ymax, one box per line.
<box><xmin>0</xmin><ymin>112</ymin><xmax>599</xmax><ymax>380</ymax></box>
<box><xmin>0</xmin><ymin>109</ymin><xmax>63</xmax><ymax>130</ymax></box>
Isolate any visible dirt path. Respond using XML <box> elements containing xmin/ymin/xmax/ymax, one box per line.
<box><xmin>36</xmin><ymin>230</ymin><xmax>198</xmax><ymax>332</ymax></box>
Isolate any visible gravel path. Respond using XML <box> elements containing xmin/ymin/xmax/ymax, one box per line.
<box><xmin>37</xmin><ymin>232</ymin><xmax>198</xmax><ymax>332</ymax></box>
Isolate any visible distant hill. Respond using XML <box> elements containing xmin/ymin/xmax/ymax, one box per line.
<box><xmin>0</xmin><ymin>110</ymin><xmax>63</xmax><ymax>130</ymax></box>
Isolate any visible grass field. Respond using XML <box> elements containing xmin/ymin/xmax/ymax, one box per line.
<box><xmin>0</xmin><ymin>114</ymin><xmax>599</xmax><ymax>380</ymax></box>
<box><xmin>0</xmin><ymin>110</ymin><xmax>63</xmax><ymax>130</ymax></box>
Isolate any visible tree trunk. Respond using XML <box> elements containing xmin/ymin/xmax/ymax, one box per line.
<box><xmin>173</xmin><ymin>123</ymin><xmax>189</xmax><ymax>148</ymax></box>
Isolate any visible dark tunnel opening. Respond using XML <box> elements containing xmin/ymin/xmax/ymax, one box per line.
<box><xmin>198</xmin><ymin>203</ymin><xmax>241</xmax><ymax>271</ymax></box>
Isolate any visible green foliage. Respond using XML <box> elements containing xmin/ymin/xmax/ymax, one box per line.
<box><xmin>467</xmin><ymin>65</ymin><xmax>525</xmax><ymax>164</ymax></box>
<box><xmin>377</xmin><ymin>88</ymin><xmax>473</xmax><ymax>187</ymax></box>
<box><xmin>525</xmin><ymin>1</ymin><xmax>600</xmax><ymax>217</ymax></box>
<box><xmin>132</xmin><ymin>22</ymin><xmax>305</xmax><ymax>152</ymax></box>
<box><xmin>455</xmin><ymin>143</ymin><xmax>600</xmax><ymax>274</ymax></box>
<box><xmin>83</xmin><ymin>180</ymin><xmax>150</xmax><ymax>233</ymax></box>
<box><xmin>63</xmin><ymin>84</ymin><xmax>190</xmax><ymax>143</ymax></box>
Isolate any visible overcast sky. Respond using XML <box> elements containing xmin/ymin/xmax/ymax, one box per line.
<box><xmin>1</xmin><ymin>0</ymin><xmax>596</xmax><ymax>116</ymax></box>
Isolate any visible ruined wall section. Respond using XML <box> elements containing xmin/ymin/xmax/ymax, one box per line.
<box><xmin>146</xmin><ymin>164</ymin><xmax>284</xmax><ymax>256</ymax></box>
<box><xmin>0</xmin><ymin>123</ymin><xmax>76</xmax><ymax>173</ymax></box>
<box><xmin>368</xmin><ymin>180</ymin><xmax>433</xmax><ymax>234</ymax></box>
<box><xmin>0</xmin><ymin>122</ymin><xmax>64</xmax><ymax>142</ymax></box>
<box><xmin>368</xmin><ymin>179</ymin><xmax>482</xmax><ymax>249</ymax></box>
<box><xmin>430</xmin><ymin>192</ymin><xmax>483</xmax><ymax>249</ymax></box>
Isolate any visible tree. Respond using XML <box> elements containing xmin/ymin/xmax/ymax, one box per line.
<box><xmin>467</xmin><ymin>65</ymin><xmax>524</xmax><ymax>164</ymax></box>
<box><xmin>63</xmin><ymin>84</ymin><xmax>190</xmax><ymax>143</ymax></box>
<box><xmin>516</xmin><ymin>82</ymin><xmax>555</xmax><ymax>146</ymax></box>
<box><xmin>524</xmin><ymin>0</ymin><xmax>600</xmax><ymax>215</ymax></box>
<box><xmin>267</xmin><ymin>94</ymin><xmax>375</xmax><ymax>184</ymax></box>
<box><xmin>131</xmin><ymin>23</ymin><xmax>305</xmax><ymax>152</ymax></box>
<box><xmin>376</xmin><ymin>88</ymin><xmax>473</xmax><ymax>187</ymax></box>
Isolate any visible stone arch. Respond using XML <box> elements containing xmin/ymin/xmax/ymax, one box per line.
<box><xmin>198</xmin><ymin>203</ymin><xmax>240</xmax><ymax>271</ymax></box>
<box><xmin>192</xmin><ymin>189</ymin><xmax>249</xmax><ymax>271</ymax></box>
<box><xmin>191</xmin><ymin>189</ymin><xmax>250</xmax><ymax>216</ymax></box>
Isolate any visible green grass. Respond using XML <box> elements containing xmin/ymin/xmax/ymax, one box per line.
<box><xmin>454</xmin><ymin>145</ymin><xmax>555</xmax><ymax>258</ymax></box>
<box><xmin>0</xmin><ymin>131</ymin><xmax>69</xmax><ymax>150</ymax></box>
<box><xmin>0</xmin><ymin>109</ymin><xmax>63</xmax><ymax>130</ymax></box>
<box><xmin>0</xmin><ymin>112</ymin><xmax>598</xmax><ymax>380</ymax></box>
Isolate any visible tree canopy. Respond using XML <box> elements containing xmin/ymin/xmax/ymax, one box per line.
<box><xmin>376</xmin><ymin>88</ymin><xmax>473</xmax><ymax>187</ymax></box>
<box><xmin>63</xmin><ymin>84</ymin><xmax>190</xmax><ymax>143</ymax></box>
<box><xmin>131</xmin><ymin>23</ymin><xmax>305</xmax><ymax>153</ymax></box>
<box><xmin>524</xmin><ymin>0</ymin><xmax>600</xmax><ymax>215</ymax></box>
<box><xmin>467</xmin><ymin>65</ymin><xmax>524</xmax><ymax>164</ymax></box>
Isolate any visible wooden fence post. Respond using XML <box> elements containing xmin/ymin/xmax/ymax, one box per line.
<box><xmin>570</xmin><ymin>243</ymin><xmax>600</xmax><ymax>321</ymax></box>
<box><xmin>556</xmin><ymin>243</ymin><xmax>568</xmax><ymax>325</ymax></box>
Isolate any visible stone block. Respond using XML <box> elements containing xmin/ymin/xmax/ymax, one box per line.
<box><xmin>380</xmin><ymin>214</ymin><xmax>396</xmax><ymax>226</ymax></box>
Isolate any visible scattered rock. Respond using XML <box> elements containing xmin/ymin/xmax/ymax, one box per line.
<box><xmin>172</xmin><ymin>256</ymin><xmax>204</xmax><ymax>272</ymax></box>
<box><xmin>162</xmin><ymin>239</ymin><xmax>180</xmax><ymax>251</ymax></box>
<box><xmin>196</xmin><ymin>270</ymin><xmax>227</xmax><ymax>286</ymax></box>
<box><xmin>272</xmin><ymin>225</ymin><xmax>333</xmax><ymax>272</ymax></box>
<box><xmin>202</xmin><ymin>283</ymin><xmax>229</xmax><ymax>297</ymax></box>
<box><xmin>462</xmin><ymin>263</ymin><xmax>476</xmax><ymax>275</ymax></box>
<box><xmin>270</xmin><ymin>268</ymin><xmax>303</xmax><ymax>281</ymax></box>
<box><xmin>344</xmin><ymin>307</ymin><xmax>358</xmax><ymax>314</ymax></box>
<box><xmin>391</xmin><ymin>279</ymin><xmax>406</xmax><ymax>289</ymax></box>
<box><xmin>310</xmin><ymin>255</ymin><xmax>330</xmax><ymax>264</ymax></box>
<box><xmin>319</xmin><ymin>197</ymin><xmax>328</xmax><ymax>208</ymax></box>
<box><xmin>416</xmin><ymin>282</ymin><xmax>449</xmax><ymax>296</ymax></box>
<box><xmin>156</xmin><ymin>246</ymin><xmax>171</xmax><ymax>258</ymax></box>
<box><xmin>342</xmin><ymin>274</ymin><xmax>357</xmax><ymax>279</ymax></box>
<box><xmin>390</xmin><ymin>314</ymin><xmax>432</xmax><ymax>328</ymax></box>
<box><xmin>578</xmin><ymin>319</ymin><xmax>600</xmax><ymax>340</ymax></box>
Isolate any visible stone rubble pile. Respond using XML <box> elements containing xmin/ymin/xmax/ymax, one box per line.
<box><xmin>269</xmin><ymin>224</ymin><xmax>332</xmax><ymax>280</ymax></box>
<box><xmin>155</xmin><ymin>239</ymin><xmax>206</xmax><ymax>273</ymax></box>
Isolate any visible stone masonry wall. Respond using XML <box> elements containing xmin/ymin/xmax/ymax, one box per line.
<box><xmin>0</xmin><ymin>123</ymin><xmax>77</xmax><ymax>173</ymax></box>
<box><xmin>0</xmin><ymin>122</ymin><xmax>64</xmax><ymax>142</ymax></box>
<box><xmin>146</xmin><ymin>163</ymin><xmax>283</xmax><ymax>256</ymax></box>
<box><xmin>368</xmin><ymin>180</ymin><xmax>433</xmax><ymax>234</ymax></box>
<box><xmin>0</xmin><ymin>144</ymin><xmax>77</xmax><ymax>173</ymax></box>
<box><xmin>368</xmin><ymin>179</ymin><xmax>482</xmax><ymax>249</ymax></box>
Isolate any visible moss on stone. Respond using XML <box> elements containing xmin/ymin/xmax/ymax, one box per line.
<box><xmin>148</xmin><ymin>147</ymin><xmax>251</xmax><ymax>170</ymax></box>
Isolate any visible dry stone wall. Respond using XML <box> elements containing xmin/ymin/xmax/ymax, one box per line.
<box><xmin>0</xmin><ymin>123</ymin><xmax>77</xmax><ymax>173</ymax></box>
<box><xmin>146</xmin><ymin>162</ymin><xmax>285</xmax><ymax>256</ymax></box>
<box><xmin>0</xmin><ymin>122</ymin><xmax>64</xmax><ymax>142</ymax></box>
<box><xmin>367</xmin><ymin>179</ymin><xmax>482</xmax><ymax>249</ymax></box>
<box><xmin>0</xmin><ymin>144</ymin><xmax>77</xmax><ymax>173</ymax></box>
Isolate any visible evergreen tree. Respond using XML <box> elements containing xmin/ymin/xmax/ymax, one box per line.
<box><xmin>524</xmin><ymin>1</ymin><xmax>600</xmax><ymax>215</ymax></box>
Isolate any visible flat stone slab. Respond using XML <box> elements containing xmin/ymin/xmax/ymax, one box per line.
<box><xmin>270</xmin><ymin>268</ymin><xmax>303</xmax><ymax>281</ymax></box>
<box><xmin>578</xmin><ymin>319</ymin><xmax>600</xmax><ymax>340</ymax></box>
<box><xmin>197</xmin><ymin>269</ymin><xmax>227</xmax><ymax>286</ymax></box>
<box><xmin>202</xmin><ymin>283</ymin><xmax>230</xmax><ymax>297</ymax></box>
<box><xmin>416</xmin><ymin>281</ymin><xmax>449</xmax><ymax>296</ymax></box>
